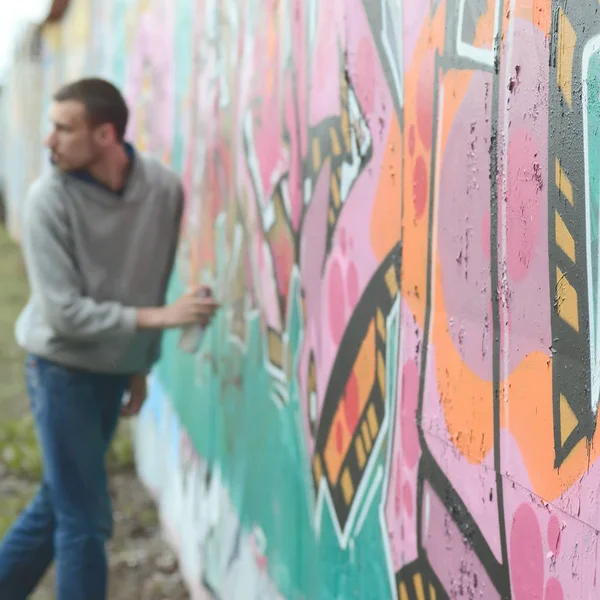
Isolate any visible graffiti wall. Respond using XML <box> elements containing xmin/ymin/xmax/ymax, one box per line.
<box><xmin>5</xmin><ymin>0</ymin><xmax>600</xmax><ymax>597</ymax></box>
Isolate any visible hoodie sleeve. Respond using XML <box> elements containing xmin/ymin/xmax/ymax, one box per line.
<box><xmin>144</xmin><ymin>181</ymin><xmax>185</xmax><ymax>369</ymax></box>
<box><xmin>21</xmin><ymin>181</ymin><xmax>138</xmax><ymax>341</ymax></box>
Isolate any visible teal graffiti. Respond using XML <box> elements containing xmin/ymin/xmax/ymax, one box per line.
<box><xmin>584</xmin><ymin>38</ymin><xmax>600</xmax><ymax>414</ymax></box>
<box><xmin>171</xmin><ymin>0</ymin><xmax>194</xmax><ymax>172</ymax></box>
<box><xmin>154</xmin><ymin>215</ymin><xmax>399</xmax><ymax>598</ymax></box>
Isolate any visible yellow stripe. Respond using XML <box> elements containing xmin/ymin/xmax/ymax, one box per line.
<box><xmin>313</xmin><ymin>455</ymin><xmax>323</xmax><ymax>483</ymax></box>
<box><xmin>362</xmin><ymin>420</ymin><xmax>372</xmax><ymax>452</ymax></box>
<box><xmin>330</xmin><ymin>127</ymin><xmax>342</xmax><ymax>156</ymax></box>
<box><xmin>367</xmin><ymin>403</ymin><xmax>380</xmax><ymax>440</ymax></box>
<box><xmin>555</xmin><ymin>211</ymin><xmax>576</xmax><ymax>262</ymax></box>
<box><xmin>267</xmin><ymin>330</ymin><xmax>283</xmax><ymax>368</ymax></box>
<box><xmin>331</xmin><ymin>173</ymin><xmax>341</xmax><ymax>208</ymax></box>
<box><xmin>341</xmin><ymin>109</ymin><xmax>351</xmax><ymax>150</ymax></box>
<box><xmin>308</xmin><ymin>357</ymin><xmax>316</xmax><ymax>389</ymax></box>
<box><xmin>414</xmin><ymin>573</ymin><xmax>425</xmax><ymax>600</ymax></box>
<box><xmin>398</xmin><ymin>582</ymin><xmax>408</xmax><ymax>600</ymax></box>
<box><xmin>312</xmin><ymin>137</ymin><xmax>322</xmax><ymax>172</ymax></box>
<box><xmin>555</xmin><ymin>157</ymin><xmax>574</xmax><ymax>206</ymax></box>
<box><xmin>377</xmin><ymin>309</ymin><xmax>386</xmax><ymax>341</ymax></box>
<box><xmin>377</xmin><ymin>351</ymin><xmax>386</xmax><ymax>397</ymax></box>
<box><xmin>340</xmin><ymin>467</ymin><xmax>354</xmax><ymax>505</ymax></box>
<box><xmin>385</xmin><ymin>265</ymin><xmax>399</xmax><ymax>297</ymax></box>
<box><xmin>329</xmin><ymin>207</ymin><xmax>336</xmax><ymax>224</ymax></box>
<box><xmin>556</xmin><ymin>267</ymin><xmax>579</xmax><ymax>332</ymax></box>
<box><xmin>557</xmin><ymin>8</ymin><xmax>577</xmax><ymax>108</ymax></box>
<box><xmin>355</xmin><ymin>435</ymin><xmax>366</xmax><ymax>468</ymax></box>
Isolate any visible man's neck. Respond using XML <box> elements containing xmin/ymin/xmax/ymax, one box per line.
<box><xmin>86</xmin><ymin>144</ymin><xmax>131</xmax><ymax>192</ymax></box>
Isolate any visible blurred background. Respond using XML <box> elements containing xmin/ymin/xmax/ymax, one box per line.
<box><xmin>0</xmin><ymin>2</ymin><xmax>50</xmax><ymax>72</ymax></box>
<box><xmin>0</xmin><ymin>2</ymin><xmax>50</xmax><ymax>211</ymax></box>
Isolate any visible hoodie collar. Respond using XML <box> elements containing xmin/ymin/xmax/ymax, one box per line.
<box><xmin>64</xmin><ymin>142</ymin><xmax>136</xmax><ymax>197</ymax></box>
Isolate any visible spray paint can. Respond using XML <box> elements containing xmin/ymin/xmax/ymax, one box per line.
<box><xmin>177</xmin><ymin>286</ymin><xmax>213</xmax><ymax>354</ymax></box>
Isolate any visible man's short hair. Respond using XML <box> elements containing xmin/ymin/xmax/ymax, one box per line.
<box><xmin>53</xmin><ymin>78</ymin><xmax>129</xmax><ymax>142</ymax></box>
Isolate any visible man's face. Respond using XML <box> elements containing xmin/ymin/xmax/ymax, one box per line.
<box><xmin>44</xmin><ymin>100</ymin><xmax>105</xmax><ymax>171</ymax></box>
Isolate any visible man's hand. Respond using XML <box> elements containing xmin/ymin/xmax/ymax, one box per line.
<box><xmin>121</xmin><ymin>373</ymin><xmax>148</xmax><ymax>417</ymax></box>
<box><xmin>136</xmin><ymin>287</ymin><xmax>220</xmax><ymax>329</ymax></box>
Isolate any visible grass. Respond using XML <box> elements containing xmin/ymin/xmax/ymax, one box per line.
<box><xmin>0</xmin><ymin>227</ymin><xmax>30</xmax><ymax>422</ymax></box>
<box><xmin>0</xmin><ymin>223</ymin><xmax>135</xmax><ymax>537</ymax></box>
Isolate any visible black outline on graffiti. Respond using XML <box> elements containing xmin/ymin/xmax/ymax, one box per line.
<box><xmin>241</xmin><ymin>43</ymin><xmax>374</xmax><ymax>397</ymax></box>
<box><xmin>312</xmin><ymin>243</ymin><xmax>401</xmax><ymax>532</ymax></box>
<box><xmin>411</xmin><ymin>1</ymin><xmax>511</xmax><ymax>598</ymax></box>
<box><xmin>548</xmin><ymin>0</ymin><xmax>596</xmax><ymax>468</ymax></box>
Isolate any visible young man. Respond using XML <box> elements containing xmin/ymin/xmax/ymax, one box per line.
<box><xmin>0</xmin><ymin>78</ymin><xmax>217</xmax><ymax>599</ymax></box>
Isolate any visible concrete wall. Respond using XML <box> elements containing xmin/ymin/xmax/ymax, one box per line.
<box><xmin>4</xmin><ymin>0</ymin><xmax>599</xmax><ymax>598</ymax></box>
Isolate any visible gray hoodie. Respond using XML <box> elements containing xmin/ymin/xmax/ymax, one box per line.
<box><xmin>15</xmin><ymin>152</ymin><xmax>183</xmax><ymax>374</ymax></box>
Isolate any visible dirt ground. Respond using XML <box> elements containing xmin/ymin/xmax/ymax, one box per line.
<box><xmin>0</xmin><ymin>224</ymin><xmax>189</xmax><ymax>599</ymax></box>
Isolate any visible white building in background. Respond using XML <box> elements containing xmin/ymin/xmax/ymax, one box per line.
<box><xmin>1</xmin><ymin>22</ymin><xmax>46</xmax><ymax>239</ymax></box>
<box><xmin>0</xmin><ymin>1</ymin><xmax>62</xmax><ymax>237</ymax></box>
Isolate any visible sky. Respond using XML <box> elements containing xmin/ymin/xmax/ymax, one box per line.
<box><xmin>0</xmin><ymin>1</ymin><xmax>52</xmax><ymax>81</ymax></box>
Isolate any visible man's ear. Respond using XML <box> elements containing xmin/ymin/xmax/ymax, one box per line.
<box><xmin>96</xmin><ymin>123</ymin><xmax>116</xmax><ymax>145</ymax></box>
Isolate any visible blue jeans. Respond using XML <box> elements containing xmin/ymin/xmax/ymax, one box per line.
<box><xmin>0</xmin><ymin>355</ymin><xmax>129</xmax><ymax>599</ymax></box>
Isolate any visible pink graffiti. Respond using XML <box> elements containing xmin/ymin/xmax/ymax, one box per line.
<box><xmin>124</xmin><ymin>0</ymin><xmax>175</xmax><ymax>159</ymax></box>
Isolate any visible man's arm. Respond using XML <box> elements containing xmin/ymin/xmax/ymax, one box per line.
<box><xmin>22</xmin><ymin>182</ymin><xmax>218</xmax><ymax>341</ymax></box>
<box><xmin>22</xmin><ymin>185</ymin><xmax>138</xmax><ymax>341</ymax></box>
<box><xmin>144</xmin><ymin>181</ymin><xmax>185</xmax><ymax>366</ymax></box>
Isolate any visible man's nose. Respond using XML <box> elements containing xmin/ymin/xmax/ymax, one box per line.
<box><xmin>44</xmin><ymin>132</ymin><xmax>56</xmax><ymax>148</ymax></box>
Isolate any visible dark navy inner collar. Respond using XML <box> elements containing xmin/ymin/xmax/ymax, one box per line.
<box><xmin>65</xmin><ymin>142</ymin><xmax>136</xmax><ymax>197</ymax></box>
